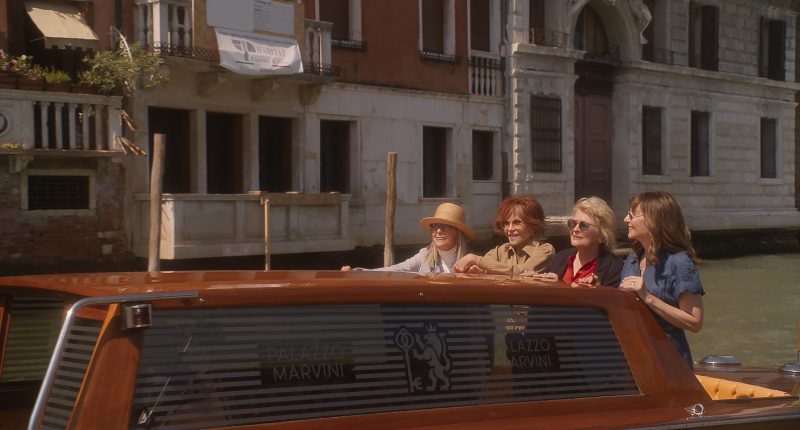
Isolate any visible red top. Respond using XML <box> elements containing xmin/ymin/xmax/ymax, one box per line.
<box><xmin>561</xmin><ymin>254</ymin><xmax>598</xmax><ymax>284</ymax></box>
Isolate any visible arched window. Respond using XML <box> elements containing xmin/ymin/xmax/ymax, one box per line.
<box><xmin>573</xmin><ymin>6</ymin><xmax>609</xmax><ymax>57</ymax></box>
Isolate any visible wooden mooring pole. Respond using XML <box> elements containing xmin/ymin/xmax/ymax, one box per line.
<box><xmin>147</xmin><ymin>133</ymin><xmax>166</xmax><ymax>272</ymax></box>
<box><xmin>261</xmin><ymin>193</ymin><xmax>271</xmax><ymax>271</ymax></box>
<box><xmin>384</xmin><ymin>152</ymin><xmax>397</xmax><ymax>267</ymax></box>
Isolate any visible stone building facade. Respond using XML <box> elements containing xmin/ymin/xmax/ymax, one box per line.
<box><xmin>0</xmin><ymin>0</ymin><xmax>798</xmax><ymax>269</ymax></box>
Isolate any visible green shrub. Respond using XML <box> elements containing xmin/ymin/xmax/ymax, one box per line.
<box><xmin>43</xmin><ymin>67</ymin><xmax>71</xmax><ymax>83</ymax></box>
<box><xmin>79</xmin><ymin>43</ymin><xmax>168</xmax><ymax>95</ymax></box>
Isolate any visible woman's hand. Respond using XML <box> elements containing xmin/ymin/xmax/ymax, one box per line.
<box><xmin>519</xmin><ymin>271</ymin><xmax>558</xmax><ymax>281</ymax></box>
<box><xmin>571</xmin><ymin>273</ymin><xmax>599</xmax><ymax>288</ymax></box>
<box><xmin>341</xmin><ymin>266</ymin><xmax>352</xmax><ymax>271</ymax></box>
<box><xmin>454</xmin><ymin>254</ymin><xmax>481</xmax><ymax>273</ymax></box>
<box><xmin>619</xmin><ymin>275</ymin><xmax>647</xmax><ymax>298</ymax></box>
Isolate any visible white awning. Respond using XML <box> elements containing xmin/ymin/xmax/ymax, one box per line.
<box><xmin>24</xmin><ymin>0</ymin><xmax>98</xmax><ymax>49</ymax></box>
<box><xmin>215</xmin><ymin>28</ymin><xmax>303</xmax><ymax>75</ymax></box>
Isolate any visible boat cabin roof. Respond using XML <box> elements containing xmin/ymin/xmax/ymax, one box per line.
<box><xmin>1</xmin><ymin>271</ymin><xmax>798</xmax><ymax>429</ymax></box>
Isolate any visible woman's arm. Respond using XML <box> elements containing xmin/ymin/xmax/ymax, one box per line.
<box><xmin>621</xmin><ymin>276</ymin><xmax>704</xmax><ymax>332</ymax></box>
<box><xmin>372</xmin><ymin>248</ymin><xmax>426</xmax><ymax>272</ymax></box>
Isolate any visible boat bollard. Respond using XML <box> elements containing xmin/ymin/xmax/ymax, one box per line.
<box><xmin>698</xmin><ymin>355</ymin><xmax>741</xmax><ymax>371</ymax></box>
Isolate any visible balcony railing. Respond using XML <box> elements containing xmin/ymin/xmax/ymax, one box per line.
<box><xmin>0</xmin><ymin>88</ymin><xmax>122</xmax><ymax>152</ymax></box>
<box><xmin>574</xmin><ymin>37</ymin><xmax>621</xmax><ymax>64</ymax></box>
<box><xmin>529</xmin><ymin>28</ymin><xmax>570</xmax><ymax>49</ymax></box>
<box><xmin>133</xmin><ymin>192</ymin><xmax>353</xmax><ymax>259</ymax></box>
<box><xmin>469</xmin><ymin>53</ymin><xmax>504</xmax><ymax>97</ymax></box>
<box><xmin>643</xmin><ymin>48</ymin><xmax>676</xmax><ymax>65</ymax></box>
<box><xmin>304</xmin><ymin>20</ymin><xmax>338</xmax><ymax>77</ymax></box>
<box><xmin>135</xmin><ymin>0</ymin><xmax>192</xmax><ymax>55</ymax></box>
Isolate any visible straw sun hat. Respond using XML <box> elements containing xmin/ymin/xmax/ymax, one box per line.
<box><xmin>419</xmin><ymin>203</ymin><xmax>475</xmax><ymax>240</ymax></box>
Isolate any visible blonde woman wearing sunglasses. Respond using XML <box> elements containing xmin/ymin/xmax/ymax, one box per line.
<box><xmin>523</xmin><ymin>197</ymin><xmax>622</xmax><ymax>287</ymax></box>
<box><xmin>341</xmin><ymin>203</ymin><xmax>474</xmax><ymax>274</ymax></box>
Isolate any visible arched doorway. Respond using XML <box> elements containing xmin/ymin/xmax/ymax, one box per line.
<box><xmin>573</xmin><ymin>5</ymin><xmax>616</xmax><ymax>204</ymax></box>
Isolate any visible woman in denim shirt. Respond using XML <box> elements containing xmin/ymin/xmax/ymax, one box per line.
<box><xmin>619</xmin><ymin>191</ymin><xmax>705</xmax><ymax>369</ymax></box>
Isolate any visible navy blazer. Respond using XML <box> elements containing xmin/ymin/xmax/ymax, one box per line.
<box><xmin>549</xmin><ymin>247</ymin><xmax>623</xmax><ymax>287</ymax></box>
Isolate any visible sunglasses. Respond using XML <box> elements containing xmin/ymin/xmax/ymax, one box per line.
<box><xmin>566</xmin><ymin>219</ymin><xmax>595</xmax><ymax>231</ymax></box>
<box><xmin>501</xmin><ymin>219</ymin><xmax>525</xmax><ymax>229</ymax></box>
<box><xmin>430</xmin><ymin>223</ymin><xmax>454</xmax><ymax>232</ymax></box>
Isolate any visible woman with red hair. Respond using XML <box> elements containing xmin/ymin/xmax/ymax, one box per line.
<box><xmin>454</xmin><ymin>195</ymin><xmax>554</xmax><ymax>276</ymax></box>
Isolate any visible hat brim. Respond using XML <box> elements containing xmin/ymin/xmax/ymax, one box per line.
<box><xmin>420</xmin><ymin>217</ymin><xmax>475</xmax><ymax>240</ymax></box>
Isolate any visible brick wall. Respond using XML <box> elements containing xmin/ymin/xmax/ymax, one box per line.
<box><xmin>0</xmin><ymin>154</ymin><xmax>131</xmax><ymax>271</ymax></box>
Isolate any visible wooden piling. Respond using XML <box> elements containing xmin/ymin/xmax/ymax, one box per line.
<box><xmin>384</xmin><ymin>152</ymin><xmax>397</xmax><ymax>267</ymax></box>
<box><xmin>147</xmin><ymin>133</ymin><xmax>165</xmax><ymax>272</ymax></box>
<box><xmin>261</xmin><ymin>193</ymin><xmax>271</xmax><ymax>271</ymax></box>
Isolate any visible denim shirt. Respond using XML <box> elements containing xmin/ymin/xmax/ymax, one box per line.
<box><xmin>621</xmin><ymin>249</ymin><xmax>705</xmax><ymax>368</ymax></box>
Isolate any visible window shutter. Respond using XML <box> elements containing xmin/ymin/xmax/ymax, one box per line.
<box><xmin>529</xmin><ymin>0</ymin><xmax>545</xmax><ymax>43</ymax></box>
<box><xmin>768</xmin><ymin>20</ymin><xmax>786</xmax><ymax>81</ymax></box>
<box><xmin>700</xmin><ymin>5</ymin><xmax>718</xmax><ymax>71</ymax></box>
<box><xmin>758</xmin><ymin>17</ymin><xmax>768</xmax><ymax>77</ymax></box>
<box><xmin>319</xmin><ymin>0</ymin><xmax>350</xmax><ymax>40</ymax></box>
<box><xmin>691</xmin><ymin>111</ymin><xmax>709</xmax><ymax>177</ymax></box>
<box><xmin>470</xmin><ymin>0</ymin><xmax>490</xmax><ymax>51</ymax></box>
<box><xmin>642</xmin><ymin>107</ymin><xmax>661</xmax><ymax>175</ymax></box>
<box><xmin>761</xmin><ymin>118</ymin><xmax>777</xmax><ymax>178</ymax></box>
<box><xmin>422</xmin><ymin>0</ymin><xmax>444</xmax><ymax>53</ymax></box>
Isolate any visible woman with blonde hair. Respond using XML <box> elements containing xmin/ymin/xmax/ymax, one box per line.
<box><xmin>525</xmin><ymin>196</ymin><xmax>622</xmax><ymax>287</ymax></box>
<box><xmin>341</xmin><ymin>203</ymin><xmax>474</xmax><ymax>273</ymax></box>
<box><xmin>454</xmin><ymin>195</ymin><xmax>554</xmax><ymax>276</ymax></box>
<box><xmin>619</xmin><ymin>191</ymin><xmax>704</xmax><ymax>369</ymax></box>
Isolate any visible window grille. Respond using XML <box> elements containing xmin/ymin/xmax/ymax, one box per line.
<box><xmin>27</xmin><ymin>175</ymin><xmax>90</xmax><ymax>210</ymax></box>
<box><xmin>423</xmin><ymin>126</ymin><xmax>448</xmax><ymax>197</ymax></box>
<box><xmin>642</xmin><ymin>106</ymin><xmax>662</xmax><ymax>175</ymax></box>
<box><xmin>320</xmin><ymin>120</ymin><xmax>351</xmax><ymax>193</ymax></box>
<box><xmin>0</xmin><ymin>297</ymin><xmax>64</xmax><ymax>382</ymax></box>
<box><xmin>530</xmin><ymin>96</ymin><xmax>562</xmax><ymax>173</ymax></box>
<box><xmin>690</xmin><ymin>111</ymin><xmax>710</xmax><ymax>177</ymax></box>
<box><xmin>761</xmin><ymin>118</ymin><xmax>777</xmax><ymax>179</ymax></box>
<box><xmin>130</xmin><ymin>304</ymin><xmax>638</xmax><ymax>429</ymax></box>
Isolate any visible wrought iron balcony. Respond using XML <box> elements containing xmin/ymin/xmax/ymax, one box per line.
<box><xmin>135</xmin><ymin>0</ymin><xmax>192</xmax><ymax>57</ymax></box>
<box><xmin>529</xmin><ymin>28</ymin><xmax>570</xmax><ymax>49</ymax></box>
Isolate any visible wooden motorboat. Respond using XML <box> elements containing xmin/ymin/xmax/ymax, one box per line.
<box><xmin>0</xmin><ymin>271</ymin><xmax>798</xmax><ymax>429</ymax></box>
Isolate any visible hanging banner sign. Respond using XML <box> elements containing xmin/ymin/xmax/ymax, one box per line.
<box><xmin>215</xmin><ymin>28</ymin><xmax>303</xmax><ymax>75</ymax></box>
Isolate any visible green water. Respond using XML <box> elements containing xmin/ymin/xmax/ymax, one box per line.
<box><xmin>687</xmin><ymin>253</ymin><xmax>800</xmax><ymax>365</ymax></box>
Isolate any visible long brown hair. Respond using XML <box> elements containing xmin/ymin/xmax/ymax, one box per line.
<box><xmin>629</xmin><ymin>191</ymin><xmax>698</xmax><ymax>264</ymax></box>
<box><xmin>492</xmin><ymin>195</ymin><xmax>546</xmax><ymax>237</ymax></box>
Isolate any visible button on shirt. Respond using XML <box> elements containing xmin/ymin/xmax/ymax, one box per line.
<box><xmin>621</xmin><ymin>250</ymin><xmax>705</xmax><ymax>368</ymax></box>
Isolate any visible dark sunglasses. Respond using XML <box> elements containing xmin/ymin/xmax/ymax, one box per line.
<box><xmin>566</xmin><ymin>219</ymin><xmax>595</xmax><ymax>231</ymax></box>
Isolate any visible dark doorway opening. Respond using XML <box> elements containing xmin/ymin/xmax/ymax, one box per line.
<box><xmin>148</xmin><ymin>107</ymin><xmax>191</xmax><ymax>193</ymax></box>
<box><xmin>259</xmin><ymin>116</ymin><xmax>293</xmax><ymax>192</ymax></box>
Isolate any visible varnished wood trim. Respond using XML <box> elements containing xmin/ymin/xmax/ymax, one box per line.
<box><xmin>70</xmin><ymin>304</ymin><xmax>142</xmax><ymax>429</ymax></box>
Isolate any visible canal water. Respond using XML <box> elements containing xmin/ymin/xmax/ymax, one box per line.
<box><xmin>687</xmin><ymin>253</ymin><xmax>800</xmax><ymax>365</ymax></box>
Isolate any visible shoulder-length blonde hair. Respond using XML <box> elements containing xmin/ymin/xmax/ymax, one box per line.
<box><xmin>629</xmin><ymin>191</ymin><xmax>698</xmax><ymax>264</ymax></box>
<box><xmin>573</xmin><ymin>196</ymin><xmax>616</xmax><ymax>252</ymax></box>
<box><xmin>492</xmin><ymin>195</ymin><xmax>546</xmax><ymax>237</ymax></box>
<box><xmin>424</xmin><ymin>232</ymin><xmax>469</xmax><ymax>270</ymax></box>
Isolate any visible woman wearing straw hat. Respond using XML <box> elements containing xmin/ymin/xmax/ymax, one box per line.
<box><xmin>341</xmin><ymin>202</ymin><xmax>474</xmax><ymax>273</ymax></box>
